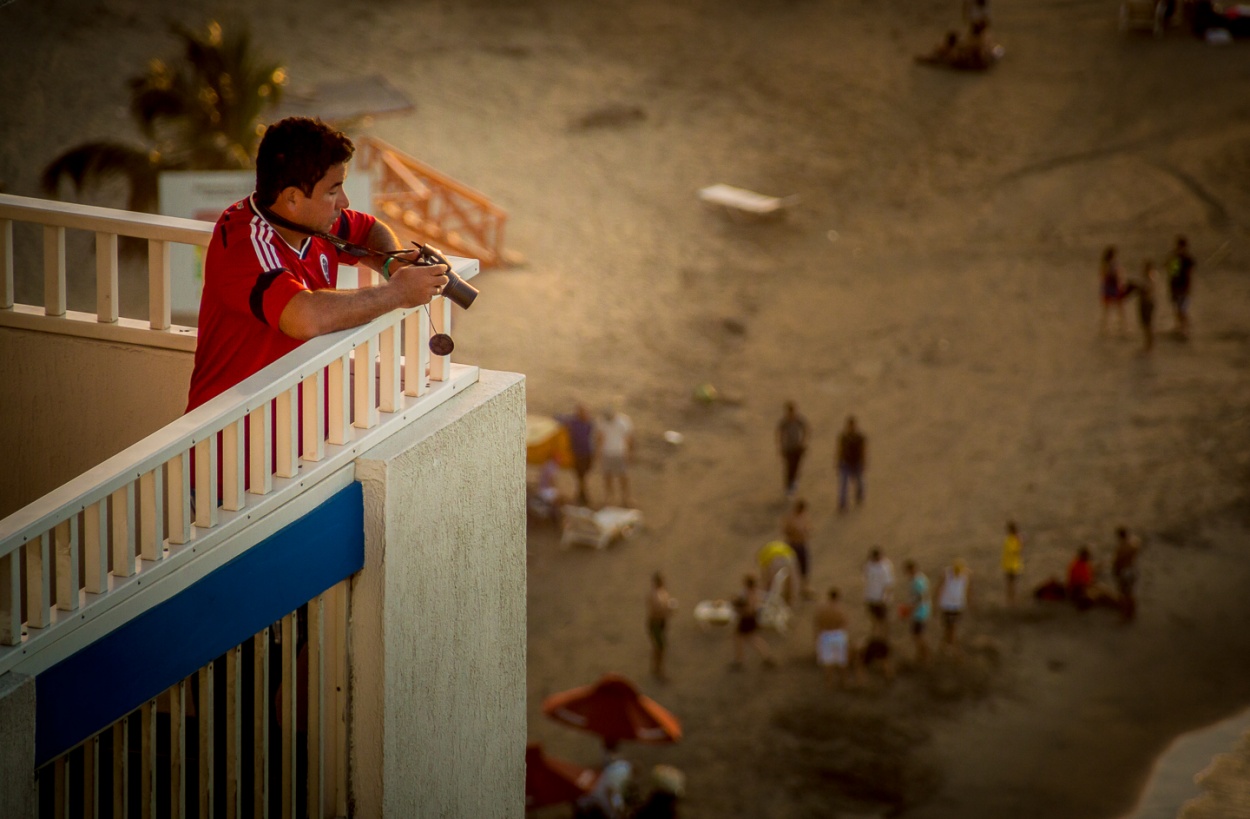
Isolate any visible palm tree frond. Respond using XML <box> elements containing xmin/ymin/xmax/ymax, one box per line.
<box><xmin>40</xmin><ymin>142</ymin><xmax>161</xmax><ymax>212</ymax></box>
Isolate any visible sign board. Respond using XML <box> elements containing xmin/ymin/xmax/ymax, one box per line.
<box><xmin>159</xmin><ymin>170</ymin><xmax>373</xmax><ymax>325</ymax></box>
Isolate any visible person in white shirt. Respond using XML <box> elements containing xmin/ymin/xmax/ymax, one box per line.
<box><xmin>936</xmin><ymin>558</ymin><xmax>973</xmax><ymax>653</ymax></box>
<box><xmin>595</xmin><ymin>406</ymin><xmax>635</xmax><ymax>508</ymax></box>
<box><xmin>863</xmin><ymin>547</ymin><xmax>895</xmax><ymax>639</ymax></box>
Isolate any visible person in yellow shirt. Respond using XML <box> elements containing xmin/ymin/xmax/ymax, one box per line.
<box><xmin>1002</xmin><ymin>521</ymin><xmax>1023</xmax><ymax>606</ymax></box>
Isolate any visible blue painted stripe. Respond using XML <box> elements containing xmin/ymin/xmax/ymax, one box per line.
<box><xmin>35</xmin><ymin>482</ymin><xmax>365</xmax><ymax>766</ymax></box>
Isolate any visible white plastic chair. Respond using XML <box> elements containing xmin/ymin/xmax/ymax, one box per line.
<box><xmin>758</xmin><ymin>567</ymin><xmax>792</xmax><ymax>633</ymax></box>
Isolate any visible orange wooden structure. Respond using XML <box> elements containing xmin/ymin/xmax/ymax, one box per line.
<box><xmin>357</xmin><ymin>136</ymin><xmax>512</xmax><ymax>269</ymax></box>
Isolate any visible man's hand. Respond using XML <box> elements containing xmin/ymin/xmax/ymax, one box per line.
<box><xmin>387</xmin><ymin>255</ymin><xmax>450</xmax><ymax>307</ymax></box>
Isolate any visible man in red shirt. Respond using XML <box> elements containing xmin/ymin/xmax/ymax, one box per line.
<box><xmin>186</xmin><ymin>117</ymin><xmax>448</xmax><ymax>411</ymax></box>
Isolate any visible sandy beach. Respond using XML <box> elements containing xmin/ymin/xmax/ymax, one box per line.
<box><xmin>3</xmin><ymin>0</ymin><xmax>1250</xmax><ymax>815</ymax></box>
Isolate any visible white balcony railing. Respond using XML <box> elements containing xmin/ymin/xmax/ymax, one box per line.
<box><xmin>0</xmin><ymin>193</ymin><xmax>480</xmax><ymax>679</ymax></box>
<box><xmin>0</xmin><ymin>192</ymin><xmax>208</xmax><ymax>350</ymax></box>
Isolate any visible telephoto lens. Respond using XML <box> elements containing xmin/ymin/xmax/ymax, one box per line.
<box><xmin>418</xmin><ymin>243</ymin><xmax>478</xmax><ymax>309</ymax></box>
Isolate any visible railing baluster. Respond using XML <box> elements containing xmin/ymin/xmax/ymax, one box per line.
<box><xmin>86</xmin><ymin>736</ymin><xmax>99</xmax><ymax>818</ymax></box>
<box><xmin>221</xmin><ymin>419</ymin><xmax>245</xmax><ymax>512</ymax></box>
<box><xmin>113</xmin><ymin>718</ymin><xmax>128</xmax><ymax>819</ymax></box>
<box><xmin>307</xmin><ymin>596</ymin><xmax>324</xmax><ymax>817</ymax></box>
<box><xmin>171</xmin><ymin>680</ymin><xmax>185</xmax><ymax>819</ymax></box>
<box><xmin>139</xmin><ymin>468</ymin><xmax>164</xmax><ymax>563</ymax></box>
<box><xmin>83</xmin><ymin>500</ymin><xmax>108</xmax><ymax>594</ymax></box>
<box><xmin>380</xmin><ymin>324</ymin><xmax>400</xmax><ymax>412</ymax></box>
<box><xmin>249</xmin><ymin>405</ymin><xmax>273</xmax><ymax>496</ymax></box>
<box><xmin>280</xmin><ymin>611</ymin><xmax>297</xmax><ymax>819</ymax></box>
<box><xmin>327</xmin><ymin>354</ymin><xmax>350</xmax><ymax>446</ymax></box>
<box><xmin>54</xmin><ymin>518</ymin><xmax>79</xmax><ymax>612</ymax></box>
<box><xmin>352</xmin><ymin>337</ymin><xmax>378</xmax><ymax>430</ymax></box>
<box><xmin>226</xmin><ymin>645</ymin><xmax>242</xmax><ymax>818</ymax></box>
<box><xmin>198</xmin><ymin>662</ymin><xmax>214</xmax><ymax>819</ymax></box>
<box><xmin>96</xmin><ymin>231</ymin><xmax>119</xmax><ymax>323</ymax></box>
<box><xmin>0</xmin><ymin>552</ymin><xmax>19</xmax><ymax>645</ymax></box>
<box><xmin>166</xmin><ymin>452</ymin><xmax>191</xmax><ymax>546</ymax></box>
<box><xmin>403</xmin><ymin>311</ymin><xmax>427</xmax><ymax>398</ymax></box>
<box><xmin>26</xmin><ymin>533</ymin><xmax>51</xmax><ymax>629</ymax></box>
<box><xmin>148</xmin><ymin>238</ymin><xmax>171</xmax><ymax>331</ymax></box>
<box><xmin>275</xmin><ymin>387</ymin><xmax>298</xmax><ymax>478</ymax></box>
<box><xmin>141</xmin><ymin>699</ymin><xmax>156</xmax><ymax>818</ymax></box>
<box><xmin>1</xmin><ymin>217</ymin><xmax>13</xmax><ymax>309</ymax></box>
<box><xmin>194</xmin><ymin>437</ymin><xmax>219</xmax><ymax>530</ymax></box>
<box><xmin>301</xmin><ymin>371</ymin><xmax>325</xmax><ymax>463</ymax></box>
<box><xmin>53</xmin><ymin>755</ymin><xmax>66</xmax><ymax>818</ymax></box>
<box><xmin>254</xmin><ymin>629</ymin><xmax>270</xmax><ymax>819</ymax></box>
<box><xmin>431</xmin><ymin>296</ymin><xmax>451</xmax><ymax>382</ymax></box>
<box><xmin>43</xmin><ymin>225</ymin><xmax>66</xmax><ymax>317</ymax></box>
<box><xmin>110</xmin><ymin>484</ymin><xmax>136</xmax><ymax>578</ymax></box>
<box><xmin>326</xmin><ymin>581</ymin><xmax>349</xmax><ymax>817</ymax></box>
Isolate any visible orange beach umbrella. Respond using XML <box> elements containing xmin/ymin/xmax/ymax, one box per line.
<box><xmin>541</xmin><ymin>673</ymin><xmax>683</xmax><ymax>745</ymax></box>
<box><xmin>525</xmin><ymin>742</ymin><xmax>598</xmax><ymax>810</ymax></box>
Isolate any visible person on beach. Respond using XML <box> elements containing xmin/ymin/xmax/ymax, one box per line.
<box><xmin>557</xmin><ymin>402</ymin><xmax>596</xmax><ymax>506</ymax></box>
<box><xmin>936</xmin><ymin>559</ymin><xmax>972</xmax><ymax>653</ymax></box>
<box><xmin>1002</xmin><ymin>520</ymin><xmax>1023</xmax><ymax>606</ymax></box>
<box><xmin>1066</xmin><ymin>546</ymin><xmax>1119</xmax><ymax>611</ymax></box>
<box><xmin>813</xmin><ymin>588</ymin><xmax>850</xmax><ymax>687</ymax></box>
<box><xmin>852</xmin><ymin>634</ymin><xmax>896</xmax><ymax>685</ymax></box>
<box><xmin>1120</xmin><ymin>261</ymin><xmax>1159</xmax><ymax>352</ymax></box>
<box><xmin>1099</xmin><ymin>245</ymin><xmax>1126</xmax><ymax>337</ymax></box>
<box><xmin>903</xmin><ymin>560</ymin><xmax>932</xmax><ymax>665</ymax></box>
<box><xmin>647</xmin><ymin>572</ymin><xmax>677</xmax><ymax>680</ymax></box>
<box><xmin>1165</xmin><ymin>235</ymin><xmax>1195</xmax><ymax>340</ymax></box>
<box><xmin>1112</xmin><ymin>527</ymin><xmax>1142</xmax><ymax>622</ymax></box>
<box><xmin>863</xmin><ymin>547</ymin><xmax>895</xmax><ymax>639</ymax></box>
<box><xmin>776</xmin><ymin>400</ymin><xmax>810</xmax><ymax>498</ymax></box>
<box><xmin>731</xmin><ymin>575</ymin><xmax>775</xmax><ymax>669</ymax></box>
<box><xmin>595</xmin><ymin>406</ymin><xmax>635</xmax><ymax>508</ymax></box>
<box><xmin>836</xmin><ymin>416</ymin><xmax>867</xmax><ymax>512</ymax></box>
<box><xmin>781</xmin><ymin>498</ymin><xmax>814</xmax><ymax>600</ymax></box>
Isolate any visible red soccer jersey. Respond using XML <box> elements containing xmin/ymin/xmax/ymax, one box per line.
<box><xmin>186</xmin><ymin>196</ymin><xmax>376</xmax><ymax>412</ymax></box>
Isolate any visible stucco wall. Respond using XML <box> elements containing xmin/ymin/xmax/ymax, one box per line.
<box><xmin>0</xmin><ymin>671</ymin><xmax>36</xmax><ymax>818</ymax></box>
<box><xmin>0</xmin><ymin>327</ymin><xmax>194</xmax><ymax>517</ymax></box>
<box><xmin>353</xmin><ymin>368</ymin><xmax>527</xmax><ymax>818</ymax></box>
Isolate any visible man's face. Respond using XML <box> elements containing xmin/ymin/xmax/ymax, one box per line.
<box><xmin>293</xmin><ymin>162</ymin><xmax>350</xmax><ymax>232</ymax></box>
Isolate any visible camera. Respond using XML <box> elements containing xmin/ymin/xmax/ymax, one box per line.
<box><xmin>415</xmin><ymin>243</ymin><xmax>479</xmax><ymax>310</ymax></box>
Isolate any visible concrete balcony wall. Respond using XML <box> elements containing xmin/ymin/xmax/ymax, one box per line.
<box><xmin>0</xmin><ymin>327</ymin><xmax>194</xmax><ymax>517</ymax></box>
<box><xmin>353</xmin><ymin>369</ymin><xmax>527</xmax><ymax>818</ymax></box>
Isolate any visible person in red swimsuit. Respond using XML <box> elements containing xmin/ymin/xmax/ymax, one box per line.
<box><xmin>186</xmin><ymin>116</ymin><xmax>448</xmax><ymax>412</ymax></box>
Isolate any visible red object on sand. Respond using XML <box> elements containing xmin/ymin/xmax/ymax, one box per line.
<box><xmin>541</xmin><ymin>673</ymin><xmax>683</xmax><ymax>745</ymax></box>
<box><xmin>525</xmin><ymin>742</ymin><xmax>598</xmax><ymax>810</ymax></box>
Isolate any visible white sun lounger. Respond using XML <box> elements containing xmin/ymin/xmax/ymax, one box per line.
<box><xmin>698</xmin><ymin>184</ymin><xmax>794</xmax><ymax>217</ymax></box>
<box><xmin>560</xmin><ymin>506</ymin><xmax>643</xmax><ymax>550</ymax></box>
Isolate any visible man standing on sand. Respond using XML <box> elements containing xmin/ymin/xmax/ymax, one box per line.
<box><xmin>595</xmin><ymin>406</ymin><xmax>635</xmax><ymax>508</ymax></box>
<box><xmin>776</xmin><ymin>400</ymin><xmax>809</xmax><ymax>498</ymax></box>
<box><xmin>1112</xmin><ymin>527</ymin><xmax>1141</xmax><ymax>623</ymax></box>
<box><xmin>813</xmin><ymin>588</ymin><xmax>850</xmax><ymax>687</ymax></box>
<box><xmin>836</xmin><ymin>416</ymin><xmax>867</xmax><ymax>512</ymax></box>
<box><xmin>781</xmin><ymin>498</ymin><xmax>814</xmax><ymax>600</ymax></box>
<box><xmin>1002</xmin><ymin>521</ymin><xmax>1023</xmax><ymax>606</ymax></box>
<box><xmin>557</xmin><ymin>402</ymin><xmax>596</xmax><ymax>506</ymax></box>
<box><xmin>863</xmin><ymin>546</ymin><xmax>894</xmax><ymax>639</ymax></box>
<box><xmin>903</xmin><ymin>560</ymin><xmax>932</xmax><ymax>666</ymax></box>
<box><xmin>1165</xmin><ymin>234</ymin><xmax>1195</xmax><ymax>339</ymax></box>
<box><xmin>647</xmin><ymin>572</ymin><xmax>676</xmax><ymax>680</ymax></box>
<box><xmin>936</xmin><ymin>558</ymin><xmax>972</xmax><ymax>654</ymax></box>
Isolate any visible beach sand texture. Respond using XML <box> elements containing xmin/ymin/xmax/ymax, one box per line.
<box><xmin>3</xmin><ymin>0</ymin><xmax>1250</xmax><ymax>816</ymax></box>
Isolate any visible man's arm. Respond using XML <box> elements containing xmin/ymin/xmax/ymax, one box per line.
<box><xmin>278</xmin><ymin>220</ymin><xmax>448</xmax><ymax>340</ymax></box>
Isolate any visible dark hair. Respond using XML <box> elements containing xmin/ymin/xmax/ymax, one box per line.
<box><xmin>255</xmin><ymin>117</ymin><xmax>355</xmax><ymax>207</ymax></box>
